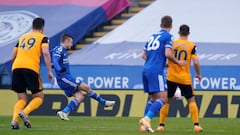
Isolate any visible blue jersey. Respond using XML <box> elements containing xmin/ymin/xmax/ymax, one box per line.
<box><xmin>51</xmin><ymin>45</ymin><xmax>83</xmax><ymax>97</ymax></box>
<box><xmin>51</xmin><ymin>45</ymin><xmax>70</xmax><ymax>79</ymax></box>
<box><xmin>143</xmin><ymin>29</ymin><xmax>173</xmax><ymax>74</ymax></box>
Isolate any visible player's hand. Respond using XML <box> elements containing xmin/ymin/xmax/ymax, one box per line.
<box><xmin>177</xmin><ymin>60</ymin><xmax>187</xmax><ymax>66</ymax></box>
<box><xmin>48</xmin><ymin>72</ymin><xmax>55</xmax><ymax>84</ymax></box>
<box><xmin>195</xmin><ymin>75</ymin><xmax>201</xmax><ymax>82</ymax></box>
<box><xmin>51</xmin><ymin>63</ymin><xmax>54</xmax><ymax>69</ymax></box>
<box><xmin>59</xmin><ymin>68</ymin><xmax>66</xmax><ymax>73</ymax></box>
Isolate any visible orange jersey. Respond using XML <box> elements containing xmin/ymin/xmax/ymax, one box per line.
<box><xmin>12</xmin><ymin>31</ymin><xmax>49</xmax><ymax>74</ymax></box>
<box><xmin>167</xmin><ymin>39</ymin><xmax>198</xmax><ymax>85</ymax></box>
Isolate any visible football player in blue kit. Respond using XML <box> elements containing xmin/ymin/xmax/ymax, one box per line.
<box><xmin>51</xmin><ymin>33</ymin><xmax>115</xmax><ymax>120</ymax></box>
<box><xmin>139</xmin><ymin>16</ymin><xmax>186</xmax><ymax>132</ymax></box>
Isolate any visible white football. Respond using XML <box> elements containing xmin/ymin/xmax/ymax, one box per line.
<box><xmin>174</xmin><ymin>87</ymin><xmax>184</xmax><ymax>100</ymax></box>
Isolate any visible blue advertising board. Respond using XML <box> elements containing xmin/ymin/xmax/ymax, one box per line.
<box><xmin>40</xmin><ymin>41</ymin><xmax>240</xmax><ymax>90</ymax></box>
<box><xmin>192</xmin><ymin>66</ymin><xmax>240</xmax><ymax>90</ymax></box>
<box><xmin>42</xmin><ymin>65</ymin><xmax>143</xmax><ymax>90</ymax></box>
<box><xmin>41</xmin><ymin>65</ymin><xmax>240</xmax><ymax>90</ymax></box>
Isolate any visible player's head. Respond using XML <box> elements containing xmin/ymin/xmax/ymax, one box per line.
<box><xmin>32</xmin><ymin>17</ymin><xmax>45</xmax><ymax>32</ymax></box>
<box><xmin>61</xmin><ymin>33</ymin><xmax>73</xmax><ymax>49</ymax></box>
<box><xmin>160</xmin><ymin>15</ymin><xmax>172</xmax><ymax>29</ymax></box>
<box><xmin>179</xmin><ymin>24</ymin><xmax>190</xmax><ymax>36</ymax></box>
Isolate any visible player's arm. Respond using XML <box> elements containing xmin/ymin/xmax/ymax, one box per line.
<box><xmin>165</xmin><ymin>47</ymin><xmax>186</xmax><ymax>66</ymax></box>
<box><xmin>42</xmin><ymin>37</ymin><xmax>55</xmax><ymax>83</ymax></box>
<box><xmin>191</xmin><ymin>45</ymin><xmax>201</xmax><ymax>81</ymax></box>
<box><xmin>52</xmin><ymin>48</ymin><xmax>66</xmax><ymax>73</ymax></box>
<box><xmin>142</xmin><ymin>42</ymin><xmax>148</xmax><ymax>61</ymax></box>
<box><xmin>42</xmin><ymin>37</ymin><xmax>52</xmax><ymax>73</ymax></box>
<box><xmin>165</xmin><ymin>35</ymin><xmax>186</xmax><ymax>66</ymax></box>
<box><xmin>52</xmin><ymin>53</ymin><xmax>65</xmax><ymax>72</ymax></box>
<box><xmin>141</xmin><ymin>51</ymin><xmax>147</xmax><ymax>61</ymax></box>
<box><xmin>42</xmin><ymin>45</ymin><xmax>52</xmax><ymax>72</ymax></box>
<box><xmin>11</xmin><ymin>43</ymin><xmax>18</xmax><ymax>62</ymax></box>
<box><xmin>193</xmin><ymin>58</ymin><xmax>201</xmax><ymax>79</ymax></box>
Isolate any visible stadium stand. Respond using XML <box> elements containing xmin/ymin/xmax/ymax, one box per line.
<box><xmin>1</xmin><ymin>0</ymin><xmax>240</xmax><ymax>90</ymax></box>
<box><xmin>0</xmin><ymin>0</ymin><xmax>156</xmax><ymax>88</ymax></box>
<box><xmin>0</xmin><ymin>0</ymin><xmax>135</xmax><ymax>87</ymax></box>
<box><xmin>66</xmin><ymin>0</ymin><xmax>240</xmax><ymax>90</ymax></box>
<box><xmin>69</xmin><ymin>0</ymin><xmax>156</xmax><ymax>54</ymax></box>
<box><xmin>0</xmin><ymin>0</ymin><xmax>131</xmax><ymax>64</ymax></box>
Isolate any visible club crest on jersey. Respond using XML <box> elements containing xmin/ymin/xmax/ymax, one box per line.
<box><xmin>0</xmin><ymin>10</ymin><xmax>38</xmax><ymax>47</ymax></box>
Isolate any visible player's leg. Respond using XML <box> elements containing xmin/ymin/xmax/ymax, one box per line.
<box><xmin>19</xmin><ymin>70</ymin><xmax>44</xmax><ymax>128</ymax></box>
<box><xmin>144</xmin><ymin>99</ymin><xmax>154</xmax><ymax>115</ymax></box>
<box><xmin>56</xmin><ymin>76</ymin><xmax>85</xmax><ymax>120</ymax></box>
<box><xmin>11</xmin><ymin>93</ymin><xmax>27</xmax><ymax>129</ymax></box>
<box><xmin>79</xmin><ymin>82</ymin><xmax>115</xmax><ymax>107</ymax></box>
<box><xmin>20</xmin><ymin>92</ymin><xmax>43</xmax><ymax>128</ymax></box>
<box><xmin>140</xmin><ymin>72</ymin><xmax>155</xmax><ymax>132</ymax></box>
<box><xmin>11</xmin><ymin>69</ymin><xmax>28</xmax><ymax>129</ymax></box>
<box><xmin>157</xmin><ymin>103</ymin><xmax>169</xmax><ymax>132</ymax></box>
<box><xmin>23</xmin><ymin>92</ymin><xmax>43</xmax><ymax>116</ymax></box>
<box><xmin>58</xmin><ymin>91</ymin><xmax>84</xmax><ymax>120</ymax></box>
<box><xmin>139</xmin><ymin>73</ymin><xmax>167</xmax><ymax>133</ymax></box>
<box><xmin>22</xmin><ymin>70</ymin><xmax>44</xmax><ymax>115</ymax></box>
<box><xmin>188</xmin><ymin>98</ymin><xmax>203</xmax><ymax>132</ymax></box>
<box><xmin>142</xmin><ymin>73</ymin><xmax>156</xmax><ymax>115</ymax></box>
<box><xmin>140</xmin><ymin>92</ymin><xmax>166</xmax><ymax>133</ymax></box>
<box><xmin>145</xmin><ymin>74</ymin><xmax>168</xmax><ymax>120</ymax></box>
<box><xmin>181</xmin><ymin>85</ymin><xmax>203</xmax><ymax>132</ymax></box>
<box><xmin>157</xmin><ymin>80</ymin><xmax>177</xmax><ymax>132</ymax></box>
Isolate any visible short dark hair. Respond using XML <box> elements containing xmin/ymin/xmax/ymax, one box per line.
<box><xmin>160</xmin><ymin>15</ymin><xmax>172</xmax><ymax>28</ymax></box>
<box><xmin>61</xmin><ymin>33</ymin><xmax>73</xmax><ymax>43</ymax></box>
<box><xmin>32</xmin><ymin>17</ymin><xmax>45</xmax><ymax>30</ymax></box>
<box><xmin>179</xmin><ymin>24</ymin><xmax>190</xmax><ymax>36</ymax></box>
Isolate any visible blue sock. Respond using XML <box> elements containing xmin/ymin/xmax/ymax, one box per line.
<box><xmin>144</xmin><ymin>100</ymin><xmax>154</xmax><ymax>115</ymax></box>
<box><xmin>145</xmin><ymin>99</ymin><xmax>164</xmax><ymax>120</ymax></box>
<box><xmin>62</xmin><ymin>98</ymin><xmax>79</xmax><ymax>113</ymax></box>
<box><xmin>88</xmin><ymin>91</ymin><xmax>105</xmax><ymax>105</ymax></box>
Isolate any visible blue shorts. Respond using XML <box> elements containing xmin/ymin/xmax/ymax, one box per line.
<box><xmin>57</xmin><ymin>74</ymin><xmax>82</xmax><ymax>97</ymax></box>
<box><xmin>142</xmin><ymin>71</ymin><xmax>167</xmax><ymax>94</ymax></box>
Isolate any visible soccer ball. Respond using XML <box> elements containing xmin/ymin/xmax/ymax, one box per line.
<box><xmin>174</xmin><ymin>87</ymin><xmax>184</xmax><ymax>100</ymax></box>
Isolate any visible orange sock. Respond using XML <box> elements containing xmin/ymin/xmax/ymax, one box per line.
<box><xmin>23</xmin><ymin>97</ymin><xmax>43</xmax><ymax>115</ymax></box>
<box><xmin>12</xmin><ymin>100</ymin><xmax>27</xmax><ymax>122</ymax></box>
<box><xmin>159</xmin><ymin>103</ymin><xmax>169</xmax><ymax>125</ymax></box>
<box><xmin>189</xmin><ymin>102</ymin><xmax>199</xmax><ymax>124</ymax></box>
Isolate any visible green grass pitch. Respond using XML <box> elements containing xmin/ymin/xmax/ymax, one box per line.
<box><xmin>0</xmin><ymin>116</ymin><xmax>239</xmax><ymax>135</ymax></box>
